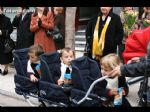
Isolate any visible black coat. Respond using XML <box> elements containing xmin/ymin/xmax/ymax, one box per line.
<box><xmin>12</xmin><ymin>12</ymin><xmax>34</xmax><ymax>50</ymax></box>
<box><xmin>121</xmin><ymin>57</ymin><xmax>146</xmax><ymax>77</ymax></box>
<box><xmin>0</xmin><ymin>14</ymin><xmax>13</xmax><ymax>64</ymax></box>
<box><xmin>54</xmin><ymin>13</ymin><xmax>65</xmax><ymax>50</ymax></box>
<box><xmin>85</xmin><ymin>11</ymin><xmax>124</xmax><ymax>59</ymax></box>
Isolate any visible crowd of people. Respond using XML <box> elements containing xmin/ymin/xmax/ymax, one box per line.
<box><xmin>0</xmin><ymin>7</ymin><xmax>150</xmax><ymax>107</ymax></box>
<box><xmin>0</xmin><ymin>7</ymin><xmax>65</xmax><ymax>75</ymax></box>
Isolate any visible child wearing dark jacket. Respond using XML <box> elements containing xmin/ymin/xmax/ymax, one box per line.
<box><xmin>27</xmin><ymin>44</ymin><xmax>44</xmax><ymax>83</ymax></box>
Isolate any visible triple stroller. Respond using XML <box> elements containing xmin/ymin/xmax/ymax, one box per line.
<box><xmin>13</xmin><ymin>48</ymin><xmax>115</xmax><ymax>107</ymax></box>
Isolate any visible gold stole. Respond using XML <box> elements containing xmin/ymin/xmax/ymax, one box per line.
<box><xmin>92</xmin><ymin>16</ymin><xmax>111</xmax><ymax>61</ymax></box>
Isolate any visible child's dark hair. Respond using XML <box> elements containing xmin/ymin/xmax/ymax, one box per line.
<box><xmin>60</xmin><ymin>47</ymin><xmax>75</xmax><ymax>57</ymax></box>
<box><xmin>28</xmin><ymin>44</ymin><xmax>44</xmax><ymax>57</ymax></box>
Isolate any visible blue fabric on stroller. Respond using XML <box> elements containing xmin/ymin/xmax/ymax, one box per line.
<box><xmin>13</xmin><ymin>48</ymin><xmax>38</xmax><ymax>95</ymax></box>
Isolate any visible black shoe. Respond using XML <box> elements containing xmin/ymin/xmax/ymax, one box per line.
<box><xmin>0</xmin><ymin>69</ymin><xmax>1</xmax><ymax>74</ymax></box>
<box><xmin>2</xmin><ymin>70</ymin><xmax>8</xmax><ymax>76</ymax></box>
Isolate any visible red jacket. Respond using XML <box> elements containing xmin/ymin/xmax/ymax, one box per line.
<box><xmin>123</xmin><ymin>26</ymin><xmax>150</xmax><ymax>64</ymax></box>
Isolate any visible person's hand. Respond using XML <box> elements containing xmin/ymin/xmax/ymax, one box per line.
<box><xmin>108</xmin><ymin>65</ymin><xmax>121</xmax><ymax>77</ymax></box>
<box><xmin>57</xmin><ymin>79</ymin><xmax>64</xmax><ymax>86</ymax></box>
<box><xmin>30</xmin><ymin>74</ymin><xmax>38</xmax><ymax>82</ymax></box>
<box><xmin>109</xmin><ymin>88</ymin><xmax>118</xmax><ymax>96</ymax></box>
<box><xmin>127</xmin><ymin>57</ymin><xmax>140</xmax><ymax>64</ymax></box>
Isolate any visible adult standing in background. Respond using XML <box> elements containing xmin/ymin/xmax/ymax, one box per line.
<box><xmin>0</xmin><ymin>7</ymin><xmax>13</xmax><ymax>75</ymax></box>
<box><xmin>85</xmin><ymin>7</ymin><xmax>124</xmax><ymax>63</ymax></box>
<box><xmin>12</xmin><ymin>7</ymin><xmax>34</xmax><ymax>49</ymax></box>
<box><xmin>53</xmin><ymin>7</ymin><xmax>65</xmax><ymax>50</ymax></box>
<box><xmin>30</xmin><ymin>7</ymin><xmax>56</xmax><ymax>53</ymax></box>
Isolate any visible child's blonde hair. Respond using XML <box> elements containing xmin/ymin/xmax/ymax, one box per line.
<box><xmin>100</xmin><ymin>53</ymin><xmax>121</xmax><ymax>70</ymax></box>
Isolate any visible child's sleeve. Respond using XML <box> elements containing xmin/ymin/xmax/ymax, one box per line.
<box><xmin>27</xmin><ymin>60</ymin><xmax>34</xmax><ymax>75</ymax></box>
<box><xmin>118</xmin><ymin>76</ymin><xmax>129</xmax><ymax>96</ymax></box>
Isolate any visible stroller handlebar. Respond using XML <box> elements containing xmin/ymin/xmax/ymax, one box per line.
<box><xmin>76</xmin><ymin>75</ymin><xmax>109</xmax><ymax>105</ymax></box>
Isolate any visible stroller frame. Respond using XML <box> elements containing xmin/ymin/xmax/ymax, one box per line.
<box><xmin>15</xmin><ymin>76</ymin><xmax>109</xmax><ymax>107</ymax></box>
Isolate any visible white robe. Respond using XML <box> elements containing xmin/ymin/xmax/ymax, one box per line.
<box><xmin>59</xmin><ymin>62</ymin><xmax>72</xmax><ymax>81</ymax></box>
<box><xmin>106</xmin><ymin>76</ymin><xmax>119</xmax><ymax>89</ymax></box>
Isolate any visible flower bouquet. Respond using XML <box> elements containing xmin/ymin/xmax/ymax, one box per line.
<box><xmin>124</xmin><ymin>10</ymin><xmax>138</xmax><ymax>36</ymax></box>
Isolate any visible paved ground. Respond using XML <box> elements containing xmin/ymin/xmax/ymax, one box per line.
<box><xmin>126</xmin><ymin>83</ymin><xmax>140</xmax><ymax>106</ymax></box>
<box><xmin>0</xmin><ymin>51</ymin><xmax>141</xmax><ymax>107</ymax></box>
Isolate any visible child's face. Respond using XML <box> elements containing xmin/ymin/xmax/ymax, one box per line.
<box><xmin>28</xmin><ymin>52</ymin><xmax>39</xmax><ymax>63</ymax></box>
<box><xmin>101</xmin><ymin>65</ymin><xmax>112</xmax><ymax>76</ymax></box>
<box><xmin>60</xmin><ymin>51</ymin><xmax>74</xmax><ymax>66</ymax></box>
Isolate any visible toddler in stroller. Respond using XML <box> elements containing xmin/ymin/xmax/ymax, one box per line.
<box><xmin>13</xmin><ymin>44</ymin><xmax>46</xmax><ymax>106</ymax></box>
<box><xmin>100</xmin><ymin>53</ymin><xmax>131</xmax><ymax>107</ymax></box>
<box><xmin>57</xmin><ymin>47</ymin><xmax>75</xmax><ymax>87</ymax></box>
<box><xmin>38</xmin><ymin>47</ymin><xmax>114</xmax><ymax>106</ymax></box>
<box><xmin>38</xmin><ymin>47</ymin><xmax>76</xmax><ymax>106</ymax></box>
<box><xmin>13</xmin><ymin>48</ymin><xmax>38</xmax><ymax>95</ymax></box>
<box><xmin>27</xmin><ymin>44</ymin><xmax>44</xmax><ymax>83</ymax></box>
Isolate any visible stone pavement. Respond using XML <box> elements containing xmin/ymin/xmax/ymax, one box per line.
<box><xmin>0</xmin><ymin>51</ymin><xmax>141</xmax><ymax>107</ymax></box>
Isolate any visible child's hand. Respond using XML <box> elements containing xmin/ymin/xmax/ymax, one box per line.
<box><xmin>30</xmin><ymin>74</ymin><xmax>38</xmax><ymax>82</ymax></box>
<box><xmin>109</xmin><ymin>88</ymin><xmax>118</xmax><ymax>96</ymax></box>
<box><xmin>57</xmin><ymin>79</ymin><xmax>64</xmax><ymax>86</ymax></box>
